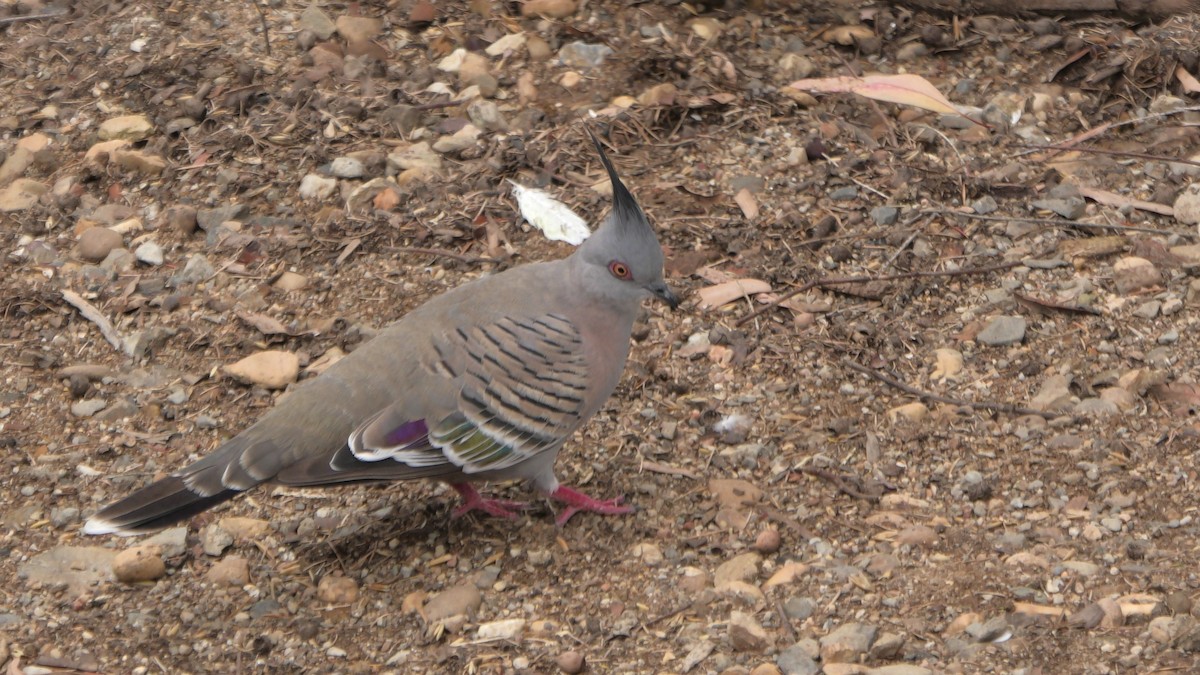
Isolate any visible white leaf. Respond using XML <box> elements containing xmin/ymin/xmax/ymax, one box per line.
<box><xmin>437</xmin><ymin>48</ymin><xmax>467</xmax><ymax>73</ymax></box>
<box><xmin>486</xmin><ymin>33</ymin><xmax>526</xmax><ymax>57</ymax></box>
<box><xmin>507</xmin><ymin>180</ymin><xmax>591</xmax><ymax>246</ymax></box>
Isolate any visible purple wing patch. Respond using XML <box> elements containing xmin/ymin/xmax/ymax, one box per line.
<box><xmin>384</xmin><ymin>419</ymin><xmax>429</xmax><ymax>448</ymax></box>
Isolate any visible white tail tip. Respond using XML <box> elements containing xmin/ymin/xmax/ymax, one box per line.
<box><xmin>82</xmin><ymin>518</ymin><xmax>130</xmax><ymax>536</ymax></box>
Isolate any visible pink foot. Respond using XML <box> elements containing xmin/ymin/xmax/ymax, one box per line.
<box><xmin>550</xmin><ymin>486</ymin><xmax>634</xmax><ymax>527</ymax></box>
<box><xmin>450</xmin><ymin>483</ymin><xmax>530</xmax><ymax>520</ymax></box>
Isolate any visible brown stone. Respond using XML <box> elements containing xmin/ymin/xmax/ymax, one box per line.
<box><xmin>317</xmin><ymin>575</ymin><xmax>360</xmax><ymax>604</ymax></box>
<box><xmin>206</xmin><ymin>556</ymin><xmax>250</xmax><ymax>586</ymax></box>
<box><xmin>112</xmin><ymin>545</ymin><xmax>166</xmax><ymax>583</ymax></box>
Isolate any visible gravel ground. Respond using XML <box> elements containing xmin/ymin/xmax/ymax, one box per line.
<box><xmin>4</xmin><ymin>0</ymin><xmax>1200</xmax><ymax>673</ymax></box>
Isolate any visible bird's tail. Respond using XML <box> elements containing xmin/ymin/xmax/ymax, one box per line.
<box><xmin>83</xmin><ymin>476</ymin><xmax>242</xmax><ymax>536</ymax></box>
<box><xmin>83</xmin><ymin>437</ymin><xmax>270</xmax><ymax>536</ymax></box>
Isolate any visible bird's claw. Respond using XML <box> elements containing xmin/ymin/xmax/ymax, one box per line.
<box><xmin>550</xmin><ymin>486</ymin><xmax>634</xmax><ymax>527</ymax></box>
<box><xmin>450</xmin><ymin>483</ymin><xmax>531</xmax><ymax>520</ymax></box>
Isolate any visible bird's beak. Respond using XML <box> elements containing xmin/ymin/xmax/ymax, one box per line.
<box><xmin>649</xmin><ymin>281</ymin><xmax>680</xmax><ymax>310</ymax></box>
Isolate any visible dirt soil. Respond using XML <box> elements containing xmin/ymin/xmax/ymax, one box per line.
<box><xmin>5</xmin><ymin>0</ymin><xmax>1200</xmax><ymax>673</ymax></box>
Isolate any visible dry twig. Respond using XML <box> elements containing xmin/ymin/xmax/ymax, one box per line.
<box><xmin>793</xmin><ymin>466</ymin><xmax>883</xmax><ymax>501</ymax></box>
<box><xmin>387</xmin><ymin>246</ymin><xmax>500</xmax><ymax>265</ymax></box>
<box><xmin>62</xmin><ymin>290</ymin><xmax>125</xmax><ymax>353</ymax></box>
<box><xmin>736</xmin><ymin>261</ymin><xmax>1020</xmax><ymax>326</ymax></box>
<box><xmin>841</xmin><ymin>358</ymin><xmax>1061</xmax><ymax>419</ymax></box>
<box><xmin>923</xmin><ymin>209</ymin><xmax>1193</xmax><ymax>238</ymax></box>
<box><xmin>776</xmin><ymin>598</ymin><xmax>799</xmax><ymax>642</ymax></box>
<box><xmin>250</xmin><ymin>0</ymin><xmax>271</xmax><ymax>56</ymax></box>
<box><xmin>0</xmin><ymin>8</ymin><xmax>67</xmax><ymax>24</ymax></box>
<box><xmin>1017</xmin><ymin>143</ymin><xmax>1200</xmax><ymax>169</ymax></box>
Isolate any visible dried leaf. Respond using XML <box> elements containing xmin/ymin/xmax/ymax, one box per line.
<box><xmin>1077</xmin><ymin>185</ymin><xmax>1174</xmax><ymax>217</ymax></box>
<box><xmin>931</xmin><ymin>348</ymin><xmax>963</xmax><ymax>380</ymax></box>
<box><xmin>1117</xmin><ymin>593</ymin><xmax>1162</xmax><ymax>617</ymax></box>
<box><xmin>734</xmin><ymin>188</ymin><xmax>759</xmax><ymax>220</ymax></box>
<box><xmin>640</xmin><ymin>461</ymin><xmax>700</xmax><ymax>480</ymax></box>
<box><xmin>697</xmin><ymin>278</ymin><xmax>772</xmax><ymax>309</ymax></box>
<box><xmin>304</xmin><ymin>346</ymin><xmax>346</xmax><ymax>376</ymax></box>
<box><xmin>819</xmin><ymin>24</ymin><xmax>874</xmax><ymax>45</ymax></box>
<box><xmin>336</xmin><ymin>237</ymin><xmax>362</xmax><ymax>266</ymax></box>
<box><xmin>764</xmin><ymin>560</ymin><xmax>809</xmax><ymax>587</ymax></box>
<box><xmin>1045</xmin><ymin>150</ymin><xmax>1091</xmax><ymax>178</ymax></box>
<box><xmin>1148</xmin><ymin>382</ymin><xmax>1200</xmax><ymax>415</ymax></box>
<box><xmin>1057</xmin><ymin>235</ymin><xmax>1128</xmax><ymax>259</ymax></box>
<box><xmin>237</xmin><ymin>311</ymin><xmax>314</xmax><ymax>338</ymax></box>
<box><xmin>237</xmin><ymin>311</ymin><xmax>291</xmax><ymax>336</ymax></box>
<box><xmin>1014</xmin><ymin>292</ymin><xmax>1102</xmax><ymax>316</ymax></box>
<box><xmin>789</xmin><ymin>73</ymin><xmax>963</xmax><ymax>117</ymax></box>
<box><xmin>1012</xmin><ymin>602</ymin><xmax>1069</xmax><ymax>618</ymax></box>
<box><xmin>374</xmin><ymin>188</ymin><xmax>401</xmax><ymax>211</ymax></box>
<box><xmin>1177</xmin><ymin>65</ymin><xmax>1200</xmax><ymax>94</ymax></box>
<box><xmin>685</xmin><ymin>92</ymin><xmax>737</xmax><ymax>108</ymax></box>
<box><xmin>402</xmin><ymin>590</ymin><xmax>428</xmax><ymax>619</ymax></box>
<box><xmin>708</xmin><ymin>478</ymin><xmax>763</xmax><ymax>510</ymax></box>
<box><xmin>507</xmin><ymin>180</ymin><xmax>590</xmax><ymax>245</ymax></box>
<box><xmin>62</xmin><ymin>290</ymin><xmax>125</xmax><ymax>352</ymax></box>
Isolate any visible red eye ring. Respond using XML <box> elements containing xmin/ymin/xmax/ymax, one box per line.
<box><xmin>608</xmin><ymin>261</ymin><xmax>632</xmax><ymax>280</ymax></box>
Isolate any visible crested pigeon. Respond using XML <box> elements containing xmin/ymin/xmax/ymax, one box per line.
<box><xmin>84</xmin><ymin>131</ymin><xmax>678</xmax><ymax>535</ymax></box>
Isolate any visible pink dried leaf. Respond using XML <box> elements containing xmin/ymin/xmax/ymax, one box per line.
<box><xmin>697</xmin><ymin>278</ymin><xmax>772</xmax><ymax>310</ymax></box>
<box><xmin>789</xmin><ymin>73</ymin><xmax>963</xmax><ymax>117</ymax></box>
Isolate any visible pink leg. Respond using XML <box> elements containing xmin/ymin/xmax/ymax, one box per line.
<box><xmin>550</xmin><ymin>486</ymin><xmax>634</xmax><ymax>527</ymax></box>
<box><xmin>450</xmin><ymin>483</ymin><xmax>530</xmax><ymax>520</ymax></box>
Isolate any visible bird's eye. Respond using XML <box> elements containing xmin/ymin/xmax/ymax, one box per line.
<box><xmin>608</xmin><ymin>261</ymin><xmax>633</xmax><ymax>280</ymax></box>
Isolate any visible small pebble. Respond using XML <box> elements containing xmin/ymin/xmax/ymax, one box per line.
<box><xmin>317</xmin><ymin>575</ymin><xmax>360</xmax><ymax>604</ymax></box>
<box><xmin>134</xmin><ymin>241</ymin><xmax>164</xmax><ymax>265</ymax></box>
<box><xmin>71</xmin><ymin>399</ymin><xmax>108</xmax><ymax>417</ymax></box>
<box><xmin>556</xmin><ymin>650</ymin><xmax>585</xmax><ymax>674</ymax></box>
<box><xmin>112</xmin><ymin>544</ymin><xmax>166</xmax><ymax>583</ymax></box>
<box><xmin>299</xmin><ymin>174</ymin><xmax>337</xmax><ymax>201</ymax></box>
<box><xmin>206</xmin><ymin>556</ymin><xmax>250</xmax><ymax>586</ymax></box>
<box><xmin>753</xmin><ymin>529</ymin><xmax>781</xmax><ymax>554</ymax></box>
<box><xmin>977</xmin><ymin>316</ymin><xmax>1026</xmax><ymax>346</ymax></box>
<box><xmin>331</xmin><ymin>157</ymin><xmax>364</xmax><ymax>178</ymax></box>
<box><xmin>77</xmin><ymin>227</ymin><xmax>123</xmax><ymax>262</ymax></box>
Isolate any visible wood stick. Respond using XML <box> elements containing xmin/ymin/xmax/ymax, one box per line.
<box><xmin>387</xmin><ymin>246</ymin><xmax>500</xmax><ymax>265</ymax></box>
<box><xmin>736</xmin><ymin>261</ymin><xmax>1020</xmax><ymax>326</ymax></box>
<box><xmin>883</xmin><ymin>0</ymin><xmax>1196</xmax><ymax>19</ymax></box>
<box><xmin>923</xmin><ymin>209</ymin><xmax>1194</xmax><ymax>238</ymax></box>
<box><xmin>0</xmin><ymin>8</ymin><xmax>68</xmax><ymax>25</ymax></box>
<box><xmin>841</xmin><ymin>358</ymin><xmax>1063</xmax><ymax>419</ymax></box>
<box><xmin>62</xmin><ymin>290</ymin><xmax>125</xmax><ymax>353</ymax></box>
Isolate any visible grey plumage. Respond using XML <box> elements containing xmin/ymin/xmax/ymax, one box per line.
<box><xmin>84</xmin><ymin>131</ymin><xmax>678</xmax><ymax>535</ymax></box>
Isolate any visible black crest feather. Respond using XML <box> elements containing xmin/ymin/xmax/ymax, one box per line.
<box><xmin>588</xmin><ymin>129</ymin><xmax>645</xmax><ymax>227</ymax></box>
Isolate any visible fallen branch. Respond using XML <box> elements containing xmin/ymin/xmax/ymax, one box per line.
<box><xmin>645</xmin><ymin>601</ymin><xmax>694</xmax><ymax>627</ymax></box>
<box><xmin>387</xmin><ymin>246</ymin><xmax>500</xmax><ymax>265</ymax></box>
<box><xmin>883</xmin><ymin>0</ymin><xmax>1197</xmax><ymax>19</ymax></box>
<box><xmin>776</xmin><ymin>598</ymin><xmax>798</xmax><ymax>643</ymax></box>
<box><xmin>841</xmin><ymin>358</ymin><xmax>1062</xmax><ymax>420</ymax></box>
<box><xmin>793</xmin><ymin>466</ymin><xmax>884</xmax><ymax>501</ymax></box>
<box><xmin>923</xmin><ymin>209</ymin><xmax>1193</xmax><ymax>238</ymax></box>
<box><xmin>62</xmin><ymin>290</ymin><xmax>125</xmax><ymax>353</ymax></box>
<box><xmin>639</xmin><ymin>460</ymin><xmax>700</xmax><ymax>480</ymax></box>
<box><xmin>756</xmin><ymin>505</ymin><xmax>817</xmax><ymax>539</ymax></box>
<box><xmin>1017</xmin><ymin>106</ymin><xmax>1200</xmax><ymax>158</ymax></box>
<box><xmin>414</xmin><ymin>98</ymin><xmax>470</xmax><ymax>111</ymax></box>
<box><xmin>736</xmin><ymin>261</ymin><xmax>1019</xmax><ymax>326</ymax></box>
<box><xmin>1017</xmin><ymin>143</ymin><xmax>1200</xmax><ymax>170</ymax></box>
<box><xmin>0</xmin><ymin>8</ymin><xmax>68</xmax><ymax>25</ymax></box>
<box><xmin>250</xmin><ymin>0</ymin><xmax>272</xmax><ymax>56</ymax></box>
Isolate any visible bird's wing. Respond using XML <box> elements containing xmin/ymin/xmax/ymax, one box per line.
<box><xmin>280</xmin><ymin>312</ymin><xmax>591</xmax><ymax>483</ymax></box>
